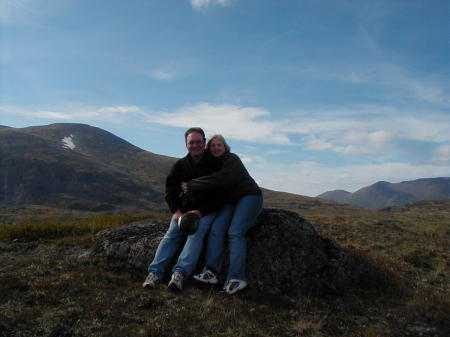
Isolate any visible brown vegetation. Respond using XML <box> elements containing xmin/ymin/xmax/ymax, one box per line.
<box><xmin>0</xmin><ymin>199</ymin><xmax>449</xmax><ymax>336</ymax></box>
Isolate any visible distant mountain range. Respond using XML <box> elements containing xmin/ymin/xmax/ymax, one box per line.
<box><xmin>1</xmin><ymin>123</ymin><xmax>449</xmax><ymax>212</ymax></box>
<box><xmin>317</xmin><ymin>178</ymin><xmax>450</xmax><ymax>209</ymax></box>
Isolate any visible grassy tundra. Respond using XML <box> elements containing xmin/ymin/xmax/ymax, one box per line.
<box><xmin>0</xmin><ymin>200</ymin><xmax>449</xmax><ymax>336</ymax></box>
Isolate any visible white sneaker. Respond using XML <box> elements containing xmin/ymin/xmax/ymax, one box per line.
<box><xmin>142</xmin><ymin>272</ymin><xmax>160</xmax><ymax>289</ymax></box>
<box><xmin>223</xmin><ymin>279</ymin><xmax>247</xmax><ymax>295</ymax></box>
<box><xmin>193</xmin><ymin>267</ymin><xmax>218</xmax><ymax>284</ymax></box>
<box><xmin>168</xmin><ymin>271</ymin><xmax>185</xmax><ymax>291</ymax></box>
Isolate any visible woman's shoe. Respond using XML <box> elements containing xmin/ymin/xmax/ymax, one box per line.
<box><xmin>168</xmin><ymin>271</ymin><xmax>185</xmax><ymax>291</ymax></box>
<box><xmin>223</xmin><ymin>279</ymin><xmax>247</xmax><ymax>295</ymax></box>
<box><xmin>193</xmin><ymin>267</ymin><xmax>218</xmax><ymax>284</ymax></box>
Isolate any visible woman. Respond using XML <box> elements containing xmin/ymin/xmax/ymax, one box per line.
<box><xmin>182</xmin><ymin>135</ymin><xmax>263</xmax><ymax>295</ymax></box>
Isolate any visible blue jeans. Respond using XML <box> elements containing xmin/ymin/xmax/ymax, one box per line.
<box><xmin>205</xmin><ymin>195</ymin><xmax>263</xmax><ymax>282</ymax></box>
<box><xmin>204</xmin><ymin>204</ymin><xmax>235</xmax><ymax>273</ymax></box>
<box><xmin>148</xmin><ymin>212</ymin><xmax>217</xmax><ymax>277</ymax></box>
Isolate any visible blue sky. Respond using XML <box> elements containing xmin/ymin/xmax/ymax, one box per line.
<box><xmin>1</xmin><ymin>0</ymin><xmax>449</xmax><ymax>197</ymax></box>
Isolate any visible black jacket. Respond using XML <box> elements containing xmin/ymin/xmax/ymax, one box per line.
<box><xmin>165</xmin><ymin>150</ymin><xmax>223</xmax><ymax>215</ymax></box>
<box><xmin>186</xmin><ymin>152</ymin><xmax>261</xmax><ymax>204</ymax></box>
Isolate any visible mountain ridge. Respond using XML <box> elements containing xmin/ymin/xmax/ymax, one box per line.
<box><xmin>317</xmin><ymin>177</ymin><xmax>450</xmax><ymax>209</ymax></box>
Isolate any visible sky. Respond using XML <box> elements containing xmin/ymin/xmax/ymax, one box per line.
<box><xmin>1</xmin><ymin>0</ymin><xmax>449</xmax><ymax>197</ymax></box>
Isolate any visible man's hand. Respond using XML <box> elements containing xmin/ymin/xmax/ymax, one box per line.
<box><xmin>188</xmin><ymin>210</ymin><xmax>202</xmax><ymax>218</ymax></box>
<box><xmin>172</xmin><ymin>210</ymin><xmax>183</xmax><ymax>221</ymax></box>
<box><xmin>181</xmin><ymin>182</ymin><xmax>188</xmax><ymax>193</ymax></box>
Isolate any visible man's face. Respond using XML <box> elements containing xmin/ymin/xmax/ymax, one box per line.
<box><xmin>186</xmin><ymin>132</ymin><xmax>205</xmax><ymax>157</ymax></box>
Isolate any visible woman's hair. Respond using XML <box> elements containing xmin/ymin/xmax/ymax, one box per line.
<box><xmin>207</xmin><ymin>134</ymin><xmax>231</xmax><ymax>153</ymax></box>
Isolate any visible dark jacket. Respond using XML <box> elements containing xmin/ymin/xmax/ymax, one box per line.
<box><xmin>186</xmin><ymin>152</ymin><xmax>261</xmax><ymax>204</ymax></box>
<box><xmin>165</xmin><ymin>150</ymin><xmax>222</xmax><ymax>215</ymax></box>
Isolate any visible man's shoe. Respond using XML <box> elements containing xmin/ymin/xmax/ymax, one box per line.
<box><xmin>142</xmin><ymin>272</ymin><xmax>160</xmax><ymax>289</ymax></box>
<box><xmin>168</xmin><ymin>271</ymin><xmax>185</xmax><ymax>291</ymax></box>
<box><xmin>193</xmin><ymin>267</ymin><xmax>218</xmax><ymax>284</ymax></box>
<box><xmin>223</xmin><ymin>279</ymin><xmax>247</xmax><ymax>295</ymax></box>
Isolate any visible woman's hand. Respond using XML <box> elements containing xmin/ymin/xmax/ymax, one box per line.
<box><xmin>181</xmin><ymin>182</ymin><xmax>188</xmax><ymax>193</ymax></box>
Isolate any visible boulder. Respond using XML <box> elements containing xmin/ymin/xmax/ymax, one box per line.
<box><xmin>86</xmin><ymin>208</ymin><xmax>364</xmax><ymax>295</ymax></box>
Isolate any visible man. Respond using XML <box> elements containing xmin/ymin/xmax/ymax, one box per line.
<box><xmin>142</xmin><ymin>127</ymin><xmax>222</xmax><ymax>291</ymax></box>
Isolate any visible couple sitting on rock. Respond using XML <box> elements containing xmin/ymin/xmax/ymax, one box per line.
<box><xmin>142</xmin><ymin>127</ymin><xmax>263</xmax><ymax>295</ymax></box>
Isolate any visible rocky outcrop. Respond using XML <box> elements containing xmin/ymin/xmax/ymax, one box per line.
<box><xmin>86</xmin><ymin>208</ymin><xmax>366</xmax><ymax>295</ymax></box>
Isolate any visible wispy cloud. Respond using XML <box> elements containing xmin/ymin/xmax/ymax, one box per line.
<box><xmin>0</xmin><ymin>104</ymin><xmax>142</xmax><ymax>124</ymax></box>
<box><xmin>307</xmin><ymin>129</ymin><xmax>394</xmax><ymax>156</ymax></box>
<box><xmin>0</xmin><ymin>0</ymin><xmax>71</xmax><ymax>26</ymax></box>
<box><xmin>430</xmin><ymin>144</ymin><xmax>450</xmax><ymax>166</ymax></box>
<box><xmin>4</xmin><ymin>101</ymin><xmax>449</xmax><ymax>157</ymax></box>
<box><xmin>285</xmin><ymin>105</ymin><xmax>450</xmax><ymax>150</ymax></box>
<box><xmin>136</xmin><ymin>60</ymin><xmax>198</xmax><ymax>81</ymax></box>
<box><xmin>335</xmin><ymin>130</ymin><xmax>394</xmax><ymax>155</ymax></box>
<box><xmin>150</xmin><ymin>71</ymin><xmax>177</xmax><ymax>81</ymax></box>
<box><xmin>147</xmin><ymin>63</ymin><xmax>181</xmax><ymax>81</ymax></box>
<box><xmin>190</xmin><ymin>0</ymin><xmax>232</xmax><ymax>12</ymax></box>
<box><xmin>148</xmin><ymin>103</ymin><xmax>290</xmax><ymax>144</ymax></box>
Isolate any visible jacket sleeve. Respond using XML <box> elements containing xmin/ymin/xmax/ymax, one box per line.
<box><xmin>165</xmin><ymin>161</ymin><xmax>182</xmax><ymax>213</ymax></box>
<box><xmin>186</xmin><ymin>153</ymin><xmax>247</xmax><ymax>191</ymax></box>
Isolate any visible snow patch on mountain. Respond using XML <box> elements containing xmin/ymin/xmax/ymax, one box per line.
<box><xmin>61</xmin><ymin>135</ymin><xmax>76</xmax><ymax>150</ymax></box>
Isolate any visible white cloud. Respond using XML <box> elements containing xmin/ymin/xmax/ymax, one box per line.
<box><xmin>249</xmin><ymin>159</ymin><xmax>450</xmax><ymax>197</ymax></box>
<box><xmin>0</xmin><ymin>104</ymin><xmax>143</xmax><ymax>124</ymax></box>
<box><xmin>285</xmin><ymin>105</ymin><xmax>450</xmax><ymax>153</ymax></box>
<box><xmin>0</xmin><ymin>0</ymin><xmax>71</xmax><ymax>26</ymax></box>
<box><xmin>265</xmin><ymin>149</ymin><xmax>288</xmax><ymax>155</ymax></box>
<box><xmin>381</xmin><ymin>64</ymin><xmax>450</xmax><ymax>107</ymax></box>
<box><xmin>150</xmin><ymin>71</ymin><xmax>176</xmax><ymax>81</ymax></box>
<box><xmin>140</xmin><ymin>61</ymin><xmax>199</xmax><ymax>81</ymax></box>
<box><xmin>190</xmin><ymin>0</ymin><xmax>231</xmax><ymax>12</ymax></box>
<box><xmin>306</xmin><ymin>137</ymin><xmax>334</xmax><ymax>151</ymax></box>
<box><xmin>149</xmin><ymin>103</ymin><xmax>290</xmax><ymax>144</ymax></box>
<box><xmin>147</xmin><ymin>64</ymin><xmax>179</xmax><ymax>81</ymax></box>
<box><xmin>336</xmin><ymin>130</ymin><xmax>393</xmax><ymax>155</ymax></box>
<box><xmin>98</xmin><ymin>106</ymin><xmax>140</xmax><ymax>114</ymax></box>
<box><xmin>431</xmin><ymin>144</ymin><xmax>450</xmax><ymax>166</ymax></box>
<box><xmin>0</xmin><ymin>0</ymin><xmax>35</xmax><ymax>25</ymax></box>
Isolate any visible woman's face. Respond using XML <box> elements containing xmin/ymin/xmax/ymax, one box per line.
<box><xmin>209</xmin><ymin>138</ymin><xmax>226</xmax><ymax>157</ymax></box>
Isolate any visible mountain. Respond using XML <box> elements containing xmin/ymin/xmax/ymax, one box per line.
<box><xmin>315</xmin><ymin>189</ymin><xmax>351</xmax><ymax>203</ymax></box>
<box><xmin>317</xmin><ymin>178</ymin><xmax>450</xmax><ymax>209</ymax></box>
<box><xmin>0</xmin><ymin>123</ymin><xmax>175</xmax><ymax>211</ymax></box>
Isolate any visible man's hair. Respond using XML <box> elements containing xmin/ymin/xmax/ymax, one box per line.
<box><xmin>207</xmin><ymin>134</ymin><xmax>231</xmax><ymax>153</ymax></box>
<box><xmin>184</xmin><ymin>127</ymin><xmax>206</xmax><ymax>144</ymax></box>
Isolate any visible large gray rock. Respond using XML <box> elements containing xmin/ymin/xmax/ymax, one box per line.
<box><xmin>86</xmin><ymin>208</ymin><xmax>364</xmax><ymax>295</ymax></box>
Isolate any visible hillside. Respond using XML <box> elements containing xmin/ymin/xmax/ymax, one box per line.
<box><xmin>0</xmin><ymin>124</ymin><xmax>175</xmax><ymax>212</ymax></box>
<box><xmin>315</xmin><ymin>189</ymin><xmax>351</xmax><ymax>202</ymax></box>
<box><xmin>317</xmin><ymin>178</ymin><xmax>450</xmax><ymax>209</ymax></box>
